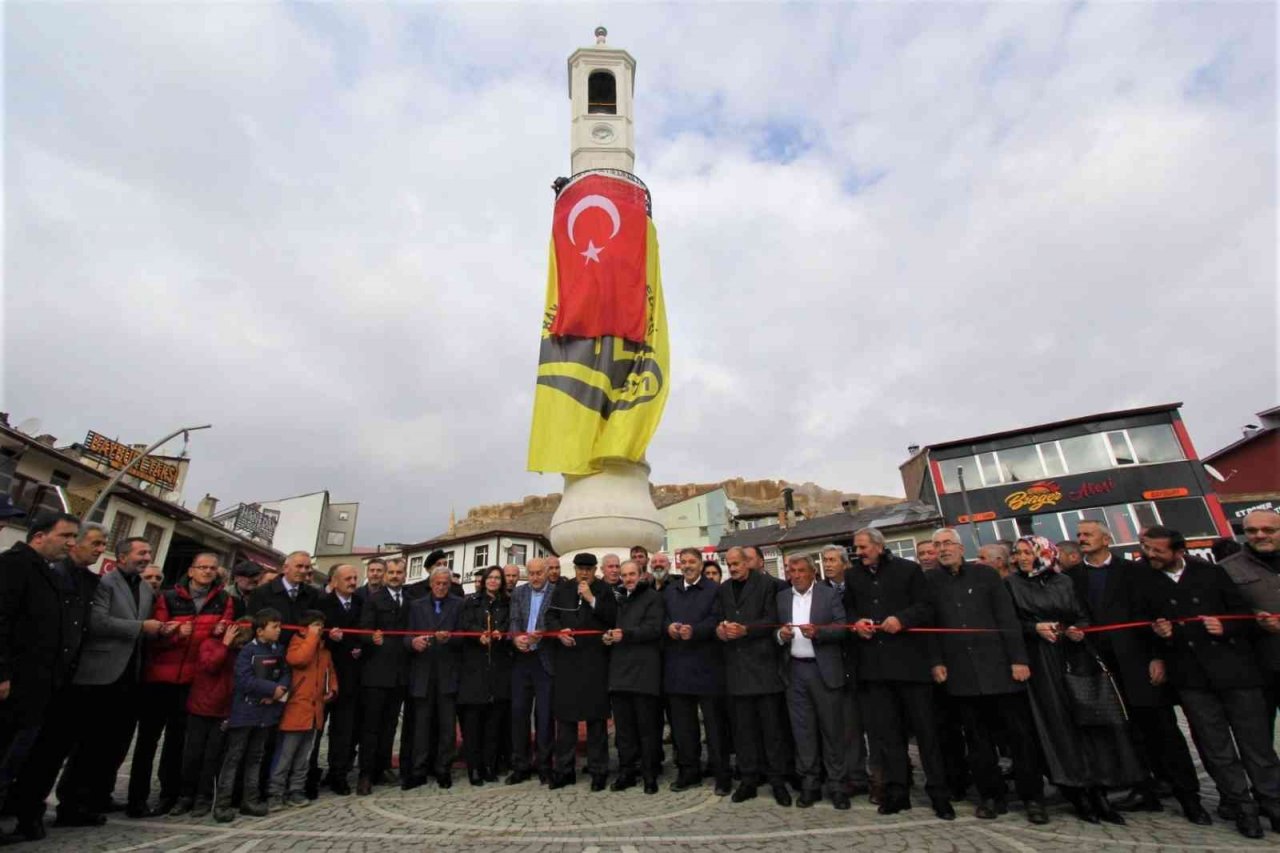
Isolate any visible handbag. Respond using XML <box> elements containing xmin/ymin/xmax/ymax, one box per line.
<box><xmin>1062</xmin><ymin>642</ymin><xmax>1129</xmax><ymax>727</ymax></box>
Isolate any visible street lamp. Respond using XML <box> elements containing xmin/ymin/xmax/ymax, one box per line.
<box><xmin>83</xmin><ymin>424</ymin><xmax>212</xmax><ymax>522</ymax></box>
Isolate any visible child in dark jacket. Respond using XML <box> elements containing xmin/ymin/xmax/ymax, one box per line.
<box><xmin>213</xmin><ymin>609</ymin><xmax>291</xmax><ymax>823</ymax></box>
<box><xmin>172</xmin><ymin>621</ymin><xmax>245</xmax><ymax>817</ymax></box>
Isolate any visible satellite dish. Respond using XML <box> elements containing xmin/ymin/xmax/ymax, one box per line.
<box><xmin>1204</xmin><ymin>464</ymin><xmax>1228</xmax><ymax>483</ymax></box>
<box><xmin>500</xmin><ymin>537</ymin><xmax>514</xmax><ymax>549</ymax></box>
<box><xmin>14</xmin><ymin>418</ymin><xmax>42</xmax><ymax>435</ymax></box>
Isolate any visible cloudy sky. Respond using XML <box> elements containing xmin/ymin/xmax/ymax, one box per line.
<box><xmin>4</xmin><ymin>3</ymin><xmax>1275</xmax><ymax>546</ymax></box>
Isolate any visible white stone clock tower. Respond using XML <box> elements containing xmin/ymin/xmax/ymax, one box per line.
<box><xmin>567</xmin><ymin>27</ymin><xmax>636</xmax><ymax>175</ymax></box>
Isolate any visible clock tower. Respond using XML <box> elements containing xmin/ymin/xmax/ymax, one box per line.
<box><xmin>568</xmin><ymin>27</ymin><xmax>636</xmax><ymax>174</ymax></box>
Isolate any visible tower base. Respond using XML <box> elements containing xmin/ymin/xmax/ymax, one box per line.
<box><xmin>549</xmin><ymin>459</ymin><xmax>664</xmax><ymax>559</ymax></box>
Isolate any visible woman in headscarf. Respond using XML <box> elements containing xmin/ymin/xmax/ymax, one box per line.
<box><xmin>1005</xmin><ymin>535</ymin><xmax>1144</xmax><ymax>824</ymax></box>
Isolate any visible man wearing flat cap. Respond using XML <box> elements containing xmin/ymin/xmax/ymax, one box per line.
<box><xmin>228</xmin><ymin>561</ymin><xmax>263</xmax><ymax>619</ymax></box>
<box><xmin>545</xmin><ymin>553</ymin><xmax>617</xmax><ymax>790</ymax></box>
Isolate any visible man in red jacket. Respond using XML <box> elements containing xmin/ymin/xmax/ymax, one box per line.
<box><xmin>129</xmin><ymin>553</ymin><xmax>235</xmax><ymax>816</ymax></box>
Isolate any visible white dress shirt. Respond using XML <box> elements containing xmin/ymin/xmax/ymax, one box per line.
<box><xmin>785</xmin><ymin>584</ymin><xmax>816</xmax><ymax>659</ymax></box>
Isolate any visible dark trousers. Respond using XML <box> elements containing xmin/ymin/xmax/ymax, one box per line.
<box><xmin>554</xmin><ymin>717</ymin><xmax>608</xmax><ymax>778</ymax></box>
<box><xmin>935</xmin><ymin>686</ymin><xmax>970</xmax><ymax>794</ymax></box>
<box><xmin>398</xmin><ymin>689</ymin><xmax>415</xmax><ymax>777</ymax></box>
<box><xmin>129</xmin><ymin>682</ymin><xmax>190</xmax><ymax>807</ymax></box>
<box><xmin>58</xmin><ymin>678</ymin><xmax>141</xmax><ymax>814</ymax></box>
<box><xmin>358</xmin><ymin>686</ymin><xmax>402</xmax><ymax>779</ymax></box>
<box><xmin>215</xmin><ymin>727</ymin><xmax>268</xmax><ymax>809</ymax></box>
<box><xmin>841</xmin><ymin>687</ymin><xmax>871</xmax><ymax>786</ymax></box>
<box><xmin>954</xmin><ymin>691</ymin><xmax>1044</xmax><ymax>803</ymax></box>
<box><xmin>668</xmin><ymin>693</ymin><xmax>728</xmax><ymax>784</ymax></box>
<box><xmin>179</xmin><ymin>714</ymin><xmax>226</xmax><ymax>803</ymax></box>
<box><xmin>786</xmin><ymin>662</ymin><xmax>847</xmax><ymax>795</ymax></box>
<box><xmin>728</xmin><ymin>693</ymin><xmax>787</xmax><ymax>787</ymax></box>
<box><xmin>410</xmin><ymin>688</ymin><xmax>456</xmax><ymax>779</ymax></box>
<box><xmin>510</xmin><ymin>656</ymin><xmax>554</xmax><ymax>774</ymax></box>
<box><xmin>611</xmin><ymin>692</ymin><xmax>660</xmax><ymax>780</ymax></box>
<box><xmin>1178</xmin><ymin>686</ymin><xmax>1280</xmax><ymax>808</ymax></box>
<box><xmin>493</xmin><ymin>701</ymin><xmax>512</xmax><ymax>771</ymax></box>
<box><xmin>1265</xmin><ymin>672</ymin><xmax>1280</xmax><ymax>740</ymax></box>
<box><xmin>6</xmin><ymin>685</ymin><xmax>85</xmax><ymax>821</ymax></box>
<box><xmin>0</xmin><ymin>717</ymin><xmax>44</xmax><ymax>818</ymax></box>
<box><xmin>1128</xmin><ymin>704</ymin><xmax>1199</xmax><ymax>795</ymax></box>
<box><xmin>862</xmin><ymin>680</ymin><xmax>949</xmax><ymax>801</ymax></box>
<box><xmin>325</xmin><ymin>692</ymin><xmax>360</xmax><ymax>779</ymax></box>
<box><xmin>461</xmin><ymin>702</ymin><xmax>507</xmax><ymax>773</ymax></box>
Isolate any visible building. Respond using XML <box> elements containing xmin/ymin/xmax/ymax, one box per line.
<box><xmin>213</xmin><ymin>490</ymin><xmax>358</xmax><ymax>558</ymax></box>
<box><xmin>657</xmin><ymin>487</ymin><xmax>731</xmax><ymax>552</ymax></box>
<box><xmin>0</xmin><ymin>415</ymin><xmax>283</xmax><ymax>580</ymax></box>
<box><xmin>899</xmin><ymin>403</ymin><xmax>1232</xmax><ymax>562</ymax></box>
<box><xmin>1202</xmin><ymin>404</ymin><xmax>1280</xmax><ymax>535</ymax></box>
<box><xmin>717</xmin><ymin>500</ymin><xmax>942</xmax><ymax>579</ymax></box>
<box><xmin>401</xmin><ymin>526</ymin><xmax>553</xmax><ymax>585</ymax></box>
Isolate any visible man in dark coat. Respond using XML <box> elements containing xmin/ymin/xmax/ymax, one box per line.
<box><xmin>0</xmin><ymin>512</ymin><xmax>80</xmax><ymax>841</ymax></box>
<box><xmin>776</xmin><ymin>554</ymin><xmax>849</xmax><ymax>810</ymax></box>
<box><xmin>355</xmin><ymin>559</ymin><xmax>409</xmax><ymax>795</ymax></box>
<box><xmin>506</xmin><ymin>557</ymin><xmax>556</xmax><ymax>785</ymax></box>
<box><xmin>664</xmin><ymin>547</ymin><xmax>728</xmax><ymax>794</ymax></box>
<box><xmin>845</xmin><ymin>529</ymin><xmax>952</xmax><ymax>820</ymax></box>
<box><xmin>403</xmin><ymin>568</ymin><xmax>463</xmax><ymax>789</ymax></box>
<box><xmin>318</xmin><ymin>564</ymin><xmax>363</xmax><ymax>795</ymax></box>
<box><xmin>717</xmin><ymin>546</ymin><xmax>790</xmax><ymax>806</ymax></box>
<box><xmin>925</xmin><ymin>529</ymin><xmax>1047</xmax><ymax>824</ymax></box>
<box><xmin>247</xmin><ymin>551</ymin><xmax>320</xmax><ymax>643</ymax></box>
<box><xmin>1066</xmin><ymin>519</ymin><xmax>1201</xmax><ymax>815</ymax></box>
<box><xmin>545</xmin><ymin>553</ymin><xmax>617</xmax><ymax>790</ymax></box>
<box><xmin>820</xmin><ymin>543</ymin><xmax>876</xmax><ymax>800</ymax></box>
<box><xmin>352</xmin><ymin>558</ymin><xmax>386</xmax><ymax>606</ymax></box>
<box><xmin>605</xmin><ymin>560</ymin><xmax>664</xmax><ymax>793</ymax></box>
<box><xmin>1220</xmin><ymin>509</ymin><xmax>1280</xmax><ymax>727</ymax></box>
<box><xmin>1131</xmin><ymin>525</ymin><xmax>1280</xmax><ymax>839</ymax></box>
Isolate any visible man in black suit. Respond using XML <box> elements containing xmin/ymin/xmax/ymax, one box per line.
<box><xmin>247</xmin><ymin>551</ymin><xmax>321</xmax><ymax>642</ymax></box>
<box><xmin>356</xmin><ymin>559</ymin><xmax>409</xmax><ymax>795</ymax></box>
<box><xmin>846</xmin><ymin>529</ymin><xmax>952</xmax><ymax>820</ymax></box>
<box><xmin>403</xmin><ymin>568</ymin><xmax>464</xmax><ymax>789</ymax></box>
<box><xmin>1131</xmin><ymin>525</ymin><xmax>1280</xmax><ymax>839</ymax></box>
<box><xmin>318</xmin><ymin>564</ymin><xmax>363</xmax><ymax>795</ymax></box>
<box><xmin>1066</xmin><ymin>519</ymin><xmax>1201</xmax><ymax>816</ymax></box>
<box><xmin>718</xmin><ymin>546</ymin><xmax>790</xmax><ymax>806</ymax></box>
<box><xmin>0</xmin><ymin>511</ymin><xmax>80</xmax><ymax>841</ymax></box>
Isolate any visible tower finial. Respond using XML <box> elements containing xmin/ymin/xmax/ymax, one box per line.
<box><xmin>594</xmin><ymin>26</ymin><xmax>607</xmax><ymax>45</ymax></box>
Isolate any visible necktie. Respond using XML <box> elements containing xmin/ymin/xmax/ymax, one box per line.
<box><xmin>393</xmin><ymin>592</ymin><xmax>401</xmax><ymax>606</ymax></box>
<box><xmin>343</xmin><ymin>600</ymin><xmax>350</xmax><ymax>612</ymax></box>
<box><xmin>289</xmin><ymin>588</ymin><xmax>297</xmax><ymax>601</ymax></box>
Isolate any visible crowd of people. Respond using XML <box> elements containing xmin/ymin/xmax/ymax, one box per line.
<box><xmin>1</xmin><ymin>507</ymin><xmax>1279</xmax><ymax>843</ymax></box>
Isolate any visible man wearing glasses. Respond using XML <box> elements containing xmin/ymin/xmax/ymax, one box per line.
<box><xmin>1221</xmin><ymin>509</ymin><xmax>1280</xmax><ymax>728</ymax></box>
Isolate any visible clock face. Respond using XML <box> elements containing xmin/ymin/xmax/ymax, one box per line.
<box><xmin>591</xmin><ymin>123</ymin><xmax>616</xmax><ymax>144</ymax></box>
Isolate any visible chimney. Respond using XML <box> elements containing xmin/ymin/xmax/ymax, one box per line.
<box><xmin>197</xmin><ymin>494</ymin><xmax>218</xmax><ymax>518</ymax></box>
<box><xmin>777</xmin><ymin>510</ymin><xmax>789</xmax><ymax>530</ymax></box>
<box><xmin>1243</xmin><ymin>424</ymin><xmax>1261</xmax><ymax>439</ymax></box>
<box><xmin>907</xmin><ymin>443</ymin><xmax>920</xmax><ymax>455</ymax></box>
<box><xmin>782</xmin><ymin>487</ymin><xmax>795</xmax><ymax>512</ymax></box>
<box><xmin>841</xmin><ymin>497</ymin><xmax>861</xmax><ymax>515</ymax></box>
<box><xmin>34</xmin><ymin>434</ymin><xmax>57</xmax><ymax>447</ymax></box>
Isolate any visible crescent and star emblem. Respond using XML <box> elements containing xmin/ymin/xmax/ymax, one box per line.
<box><xmin>566</xmin><ymin>194</ymin><xmax>621</xmax><ymax>266</ymax></box>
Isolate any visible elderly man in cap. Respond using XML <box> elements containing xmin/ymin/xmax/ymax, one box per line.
<box><xmin>228</xmin><ymin>561</ymin><xmax>263</xmax><ymax>619</ymax></box>
<box><xmin>545</xmin><ymin>553</ymin><xmax>617</xmax><ymax>790</ymax></box>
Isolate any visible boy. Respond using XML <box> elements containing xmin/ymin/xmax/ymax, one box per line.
<box><xmin>268</xmin><ymin>611</ymin><xmax>338</xmax><ymax>809</ymax></box>
<box><xmin>213</xmin><ymin>609</ymin><xmax>290</xmax><ymax>823</ymax></box>
<box><xmin>173</xmin><ymin>620</ymin><xmax>244</xmax><ymax>817</ymax></box>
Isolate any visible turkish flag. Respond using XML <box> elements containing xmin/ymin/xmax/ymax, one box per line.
<box><xmin>550</xmin><ymin>173</ymin><xmax>649</xmax><ymax>343</ymax></box>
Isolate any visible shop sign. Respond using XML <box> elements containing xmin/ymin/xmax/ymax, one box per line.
<box><xmin>1004</xmin><ymin>481</ymin><xmax>1065</xmax><ymax>512</ymax></box>
<box><xmin>83</xmin><ymin>431</ymin><xmax>180</xmax><ymax>491</ymax></box>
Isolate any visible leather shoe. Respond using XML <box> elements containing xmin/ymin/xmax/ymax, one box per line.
<box><xmin>975</xmin><ymin>799</ymin><xmax>998</xmax><ymax>820</ymax></box>
<box><xmin>548</xmin><ymin>772</ymin><xmax>576</xmax><ymax>790</ymax></box>
<box><xmin>643</xmin><ymin>779</ymin><xmax>658</xmax><ymax>795</ymax></box>
<box><xmin>669</xmin><ymin>775</ymin><xmax>698</xmax><ymax>792</ymax></box>
<box><xmin>610</xmin><ymin>775</ymin><xmax>636</xmax><ymax>792</ymax></box>
<box><xmin>1025</xmin><ymin>800</ymin><xmax>1050</xmax><ymax>825</ymax></box>
<box><xmin>482</xmin><ymin>767</ymin><xmax>499</xmax><ymax>783</ymax></box>
<box><xmin>505</xmin><ymin>770</ymin><xmax>531</xmax><ymax>785</ymax></box>
<box><xmin>1237</xmin><ymin>809</ymin><xmax>1264</xmax><ymax>840</ymax></box>
<box><xmin>356</xmin><ymin>777</ymin><xmax>373</xmax><ymax>796</ymax></box>
<box><xmin>772</xmin><ymin>785</ymin><xmax>792</xmax><ymax>807</ymax></box>
<box><xmin>330</xmin><ymin>779</ymin><xmax>352</xmax><ymax>796</ymax></box>
<box><xmin>1113</xmin><ymin>789</ymin><xmax>1163</xmax><ymax>812</ymax></box>
<box><xmin>400</xmin><ymin>775</ymin><xmax>425</xmax><ymax>791</ymax></box>
<box><xmin>714</xmin><ymin>781</ymin><xmax>732</xmax><ymax>797</ymax></box>
<box><xmin>932</xmin><ymin>799</ymin><xmax>956</xmax><ymax>821</ymax></box>
<box><xmin>591</xmin><ymin>775</ymin><xmax>608</xmax><ymax>793</ymax></box>
<box><xmin>1178</xmin><ymin>796</ymin><xmax>1212</xmax><ymax>826</ymax></box>
<box><xmin>435</xmin><ymin>773</ymin><xmax>452</xmax><ymax>789</ymax></box>
<box><xmin>830</xmin><ymin>792</ymin><xmax>851</xmax><ymax>811</ymax></box>
<box><xmin>1089</xmin><ymin>790</ymin><xmax>1125</xmax><ymax>825</ymax></box>
<box><xmin>796</xmin><ymin>790</ymin><xmax>819</xmax><ymax>809</ymax></box>
<box><xmin>468</xmin><ymin>770</ymin><xmax>484</xmax><ymax>787</ymax></box>
<box><xmin>878</xmin><ymin>794</ymin><xmax>911</xmax><ymax>815</ymax></box>
<box><xmin>731</xmin><ymin>784</ymin><xmax>757</xmax><ymax>803</ymax></box>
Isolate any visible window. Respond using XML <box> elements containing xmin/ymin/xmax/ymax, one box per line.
<box><xmin>1031</xmin><ymin>513</ymin><xmax>1065</xmax><ymax>542</ymax></box>
<box><xmin>699</xmin><ymin>526</ymin><xmax>709</xmax><ymax>537</ymax></box>
<box><xmin>1106</xmin><ymin>432</ymin><xmax>1136</xmax><ymax>466</ymax></box>
<box><xmin>1058</xmin><ymin>434</ymin><xmax>1111</xmax><ymax>474</ymax></box>
<box><xmin>507</xmin><ymin>543</ymin><xmax>527</xmax><ymax>566</ymax></box>
<box><xmin>587</xmin><ymin>70</ymin><xmax>617</xmax><ymax>114</ymax></box>
<box><xmin>142</xmin><ymin>523</ymin><xmax>164</xmax><ymax>558</ymax></box>
<box><xmin>1154</xmin><ymin>497</ymin><xmax>1217</xmax><ymax>539</ymax></box>
<box><xmin>1038</xmin><ymin>443</ymin><xmax>1067</xmax><ymax>477</ymax></box>
<box><xmin>1128</xmin><ymin>424</ymin><xmax>1183</xmax><ymax>464</ymax></box>
<box><xmin>409</xmin><ymin>555</ymin><xmax>424</xmax><ymax>578</ymax></box>
<box><xmin>977</xmin><ymin>452</ymin><xmax>1003</xmax><ymax>486</ymax></box>
<box><xmin>997</xmin><ymin>445</ymin><xmax>1045</xmax><ymax>484</ymax></box>
<box><xmin>473</xmin><ymin>545</ymin><xmax>489</xmax><ymax>568</ymax></box>
<box><xmin>939</xmin><ymin>456</ymin><xmax>984</xmax><ymax>492</ymax></box>
<box><xmin>1133</xmin><ymin>501</ymin><xmax>1160</xmax><ymax>532</ymax></box>
<box><xmin>992</xmin><ymin>518</ymin><xmax>1020</xmax><ymax>542</ymax></box>
<box><xmin>107</xmin><ymin>512</ymin><xmax>137</xmax><ymax>552</ymax></box>
<box><xmin>326</xmin><ymin>531</ymin><xmax>346</xmax><ymax>547</ymax></box>
<box><xmin>885</xmin><ymin>538</ymin><xmax>916</xmax><ymax>560</ymax></box>
<box><xmin>337</xmin><ymin>511</ymin><xmax>349</xmax><ymax>522</ymax></box>
<box><xmin>444</xmin><ymin>552</ymin><xmax>455</xmax><ymax>569</ymax></box>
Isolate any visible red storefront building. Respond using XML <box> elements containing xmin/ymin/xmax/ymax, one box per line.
<box><xmin>1202</xmin><ymin>405</ymin><xmax>1280</xmax><ymax>536</ymax></box>
<box><xmin>900</xmin><ymin>403</ymin><xmax>1232</xmax><ymax>562</ymax></box>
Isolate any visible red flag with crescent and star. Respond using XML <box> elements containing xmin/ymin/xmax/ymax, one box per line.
<box><xmin>549</xmin><ymin>173</ymin><xmax>649</xmax><ymax>343</ymax></box>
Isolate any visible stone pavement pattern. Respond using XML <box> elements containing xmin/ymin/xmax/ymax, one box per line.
<box><xmin>29</xmin><ymin>763</ymin><xmax>1278</xmax><ymax>853</ymax></box>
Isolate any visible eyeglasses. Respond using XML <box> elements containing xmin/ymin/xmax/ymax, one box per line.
<box><xmin>1244</xmin><ymin>527</ymin><xmax>1278</xmax><ymax>535</ymax></box>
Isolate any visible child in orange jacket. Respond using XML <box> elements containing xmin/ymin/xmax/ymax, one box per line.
<box><xmin>267</xmin><ymin>611</ymin><xmax>337</xmax><ymax>809</ymax></box>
